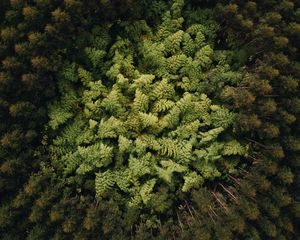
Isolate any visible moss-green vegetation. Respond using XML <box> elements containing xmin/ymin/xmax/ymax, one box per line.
<box><xmin>0</xmin><ymin>0</ymin><xmax>299</xmax><ymax>239</ymax></box>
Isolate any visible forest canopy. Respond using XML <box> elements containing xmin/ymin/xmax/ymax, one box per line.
<box><xmin>0</xmin><ymin>0</ymin><xmax>299</xmax><ymax>239</ymax></box>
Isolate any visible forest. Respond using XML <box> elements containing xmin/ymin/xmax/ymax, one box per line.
<box><xmin>0</xmin><ymin>0</ymin><xmax>299</xmax><ymax>239</ymax></box>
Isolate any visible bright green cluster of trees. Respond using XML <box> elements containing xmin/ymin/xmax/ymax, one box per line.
<box><xmin>0</xmin><ymin>0</ymin><xmax>299</xmax><ymax>239</ymax></box>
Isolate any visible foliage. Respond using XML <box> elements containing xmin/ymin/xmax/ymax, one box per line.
<box><xmin>47</xmin><ymin>1</ymin><xmax>247</xmax><ymax>211</ymax></box>
<box><xmin>0</xmin><ymin>0</ymin><xmax>299</xmax><ymax>239</ymax></box>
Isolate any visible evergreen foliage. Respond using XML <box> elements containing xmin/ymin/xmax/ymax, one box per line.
<box><xmin>0</xmin><ymin>0</ymin><xmax>299</xmax><ymax>239</ymax></box>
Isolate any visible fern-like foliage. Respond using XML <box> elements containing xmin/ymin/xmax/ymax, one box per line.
<box><xmin>47</xmin><ymin>0</ymin><xmax>247</xmax><ymax>210</ymax></box>
<box><xmin>95</xmin><ymin>171</ymin><xmax>115</xmax><ymax>198</ymax></box>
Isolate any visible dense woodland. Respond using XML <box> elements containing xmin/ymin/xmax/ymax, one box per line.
<box><xmin>0</xmin><ymin>0</ymin><xmax>299</xmax><ymax>239</ymax></box>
